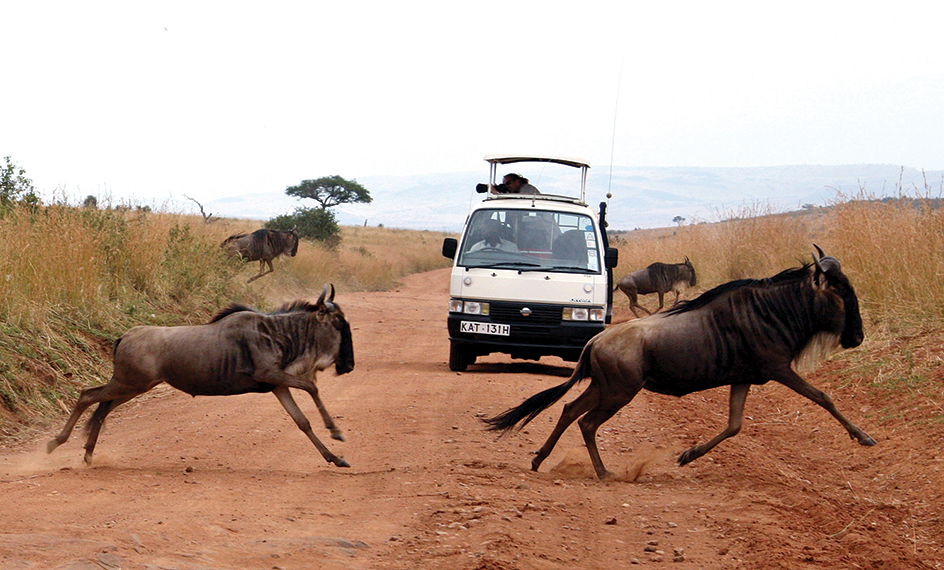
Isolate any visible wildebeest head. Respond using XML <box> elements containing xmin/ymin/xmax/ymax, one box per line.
<box><xmin>316</xmin><ymin>284</ymin><xmax>354</xmax><ymax>375</ymax></box>
<box><xmin>683</xmin><ymin>256</ymin><xmax>697</xmax><ymax>287</ymax></box>
<box><xmin>812</xmin><ymin>245</ymin><xmax>863</xmax><ymax>349</ymax></box>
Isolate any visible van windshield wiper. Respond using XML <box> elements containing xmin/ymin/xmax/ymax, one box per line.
<box><xmin>543</xmin><ymin>266</ymin><xmax>598</xmax><ymax>274</ymax></box>
<box><xmin>468</xmin><ymin>261</ymin><xmax>542</xmax><ymax>269</ymax></box>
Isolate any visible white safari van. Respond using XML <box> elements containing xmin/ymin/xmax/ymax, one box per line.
<box><xmin>441</xmin><ymin>154</ymin><xmax>619</xmax><ymax>371</ymax></box>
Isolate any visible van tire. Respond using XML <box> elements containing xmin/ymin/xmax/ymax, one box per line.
<box><xmin>449</xmin><ymin>342</ymin><xmax>475</xmax><ymax>372</ymax></box>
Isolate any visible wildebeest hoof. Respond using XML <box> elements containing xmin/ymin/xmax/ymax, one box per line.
<box><xmin>859</xmin><ymin>435</ymin><xmax>877</xmax><ymax>446</ymax></box>
<box><xmin>331</xmin><ymin>432</ymin><xmax>345</xmax><ymax>442</ymax></box>
<box><xmin>677</xmin><ymin>449</ymin><xmax>697</xmax><ymax>466</ymax></box>
<box><xmin>334</xmin><ymin>458</ymin><xmax>350</xmax><ymax>468</ymax></box>
<box><xmin>46</xmin><ymin>439</ymin><xmax>60</xmax><ymax>454</ymax></box>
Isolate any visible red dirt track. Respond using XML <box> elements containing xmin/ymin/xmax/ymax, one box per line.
<box><xmin>1</xmin><ymin>268</ymin><xmax>942</xmax><ymax>569</ymax></box>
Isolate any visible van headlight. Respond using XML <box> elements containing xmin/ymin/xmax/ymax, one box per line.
<box><xmin>563</xmin><ymin>307</ymin><xmax>606</xmax><ymax>321</ymax></box>
<box><xmin>449</xmin><ymin>299</ymin><xmax>490</xmax><ymax>315</ymax></box>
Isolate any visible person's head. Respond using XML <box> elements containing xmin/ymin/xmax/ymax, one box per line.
<box><xmin>482</xmin><ymin>218</ymin><xmax>504</xmax><ymax>246</ymax></box>
<box><xmin>502</xmin><ymin>173</ymin><xmax>528</xmax><ymax>193</ymax></box>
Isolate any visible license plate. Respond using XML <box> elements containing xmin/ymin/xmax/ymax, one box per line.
<box><xmin>460</xmin><ymin>321</ymin><xmax>510</xmax><ymax>336</ymax></box>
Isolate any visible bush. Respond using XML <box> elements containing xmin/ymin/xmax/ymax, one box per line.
<box><xmin>266</xmin><ymin>207</ymin><xmax>340</xmax><ymax>245</ymax></box>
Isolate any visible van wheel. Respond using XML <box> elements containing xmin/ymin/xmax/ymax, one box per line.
<box><xmin>449</xmin><ymin>342</ymin><xmax>475</xmax><ymax>372</ymax></box>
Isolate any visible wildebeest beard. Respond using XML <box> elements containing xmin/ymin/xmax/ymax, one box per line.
<box><xmin>335</xmin><ymin>317</ymin><xmax>355</xmax><ymax>375</ymax></box>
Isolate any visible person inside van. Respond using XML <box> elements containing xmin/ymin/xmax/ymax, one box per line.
<box><xmin>469</xmin><ymin>218</ymin><xmax>519</xmax><ymax>252</ymax></box>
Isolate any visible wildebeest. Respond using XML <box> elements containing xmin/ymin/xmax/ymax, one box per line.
<box><xmin>486</xmin><ymin>247</ymin><xmax>875</xmax><ymax>479</ymax></box>
<box><xmin>221</xmin><ymin>228</ymin><xmax>300</xmax><ymax>283</ymax></box>
<box><xmin>47</xmin><ymin>285</ymin><xmax>354</xmax><ymax>468</ymax></box>
<box><xmin>615</xmin><ymin>257</ymin><xmax>696</xmax><ymax>318</ymax></box>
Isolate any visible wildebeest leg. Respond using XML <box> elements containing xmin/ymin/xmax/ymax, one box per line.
<box><xmin>290</xmin><ymin>380</ymin><xmax>344</xmax><ymax>441</ymax></box>
<box><xmin>678</xmin><ymin>383</ymin><xmax>750</xmax><ymax>466</ymax></box>
<box><xmin>247</xmin><ymin>259</ymin><xmax>274</xmax><ymax>283</ymax></box>
<box><xmin>670</xmin><ymin>288</ymin><xmax>682</xmax><ymax>307</ymax></box>
<box><xmin>302</xmin><ymin>384</ymin><xmax>344</xmax><ymax>441</ymax></box>
<box><xmin>267</xmin><ymin>372</ymin><xmax>344</xmax><ymax>441</ymax></box>
<box><xmin>628</xmin><ymin>292</ymin><xmax>651</xmax><ymax>318</ymax></box>
<box><xmin>531</xmin><ymin>384</ymin><xmax>600</xmax><ymax>472</ymax></box>
<box><xmin>774</xmin><ymin>370</ymin><xmax>876</xmax><ymax>446</ymax></box>
<box><xmin>577</xmin><ymin>388</ymin><xmax>639</xmax><ymax>479</ymax></box>
<box><xmin>655</xmin><ymin>292</ymin><xmax>666</xmax><ymax>312</ymax></box>
<box><xmin>271</xmin><ymin>386</ymin><xmax>349</xmax><ymax>467</ymax></box>
<box><xmin>82</xmin><ymin>395</ymin><xmax>135</xmax><ymax>464</ymax></box>
<box><xmin>47</xmin><ymin>382</ymin><xmax>148</xmax><ymax>456</ymax></box>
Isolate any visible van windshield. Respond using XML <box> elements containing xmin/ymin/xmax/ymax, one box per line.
<box><xmin>457</xmin><ymin>209</ymin><xmax>601</xmax><ymax>273</ymax></box>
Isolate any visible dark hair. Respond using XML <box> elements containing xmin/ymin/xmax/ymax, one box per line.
<box><xmin>503</xmin><ymin>173</ymin><xmax>529</xmax><ymax>184</ymax></box>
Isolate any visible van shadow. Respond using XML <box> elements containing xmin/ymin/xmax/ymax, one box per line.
<box><xmin>469</xmin><ymin>361</ymin><xmax>573</xmax><ymax>378</ymax></box>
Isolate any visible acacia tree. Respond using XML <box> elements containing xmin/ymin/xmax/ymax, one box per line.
<box><xmin>275</xmin><ymin>175</ymin><xmax>372</xmax><ymax>244</ymax></box>
<box><xmin>285</xmin><ymin>175</ymin><xmax>372</xmax><ymax>210</ymax></box>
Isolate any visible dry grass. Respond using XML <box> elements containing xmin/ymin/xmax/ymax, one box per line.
<box><xmin>611</xmin><ymin>196</ymin><xmax>944</xmax><ymax>329</ymax></box>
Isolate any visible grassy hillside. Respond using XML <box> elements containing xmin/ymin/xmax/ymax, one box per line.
<box><xmin>0</xmin><ymin>205</ymin><xmax>453</xmax><ymax>440</ymax></box>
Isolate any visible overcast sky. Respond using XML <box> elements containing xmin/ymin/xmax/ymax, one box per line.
<box><xmin>3</xmin><ymin>1</ymin><xmax>942</xmax><ymax>207</ymax></box>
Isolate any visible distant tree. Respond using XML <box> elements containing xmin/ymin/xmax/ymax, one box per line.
<box><xmin>0</xmin><ymin>156</ymin><xmax>39</xmax><ymax>210</ymax></box>
<box><xmin>285</xmin><ymin>175</ymin><xmax>372</xmax><ymax>210</ymax></box>
<box><xmin>280</xmin><ymin>175</ymin><xmax>371</xmax><ymax>244</ymax></box>
<box><xmin>672</xmin><ymin>215</ymin><xmax>686</xmax><ymax>226</ymax></box>
<box><xmin>83</xmin><ymin>195</ymin><xmax>98</xmax><ymax>209</ymax></box>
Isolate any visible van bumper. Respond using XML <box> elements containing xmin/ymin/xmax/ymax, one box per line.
<box><xmin>447</xmin><ymin>313</ymin><xmax>603</xmax><ymax>362</ymax></box>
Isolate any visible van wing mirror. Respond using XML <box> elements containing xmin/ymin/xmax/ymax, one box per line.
<box><xmin>604</xmin><ymin>247</ymin><xmax>619</xmax><ymax>269</ymax></box>
<box><xmin>442</xmin><ymin>237</ymin><xmax>458</xmax><ymax>260</ymax></box>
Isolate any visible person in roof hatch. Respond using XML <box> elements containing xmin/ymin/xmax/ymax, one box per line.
<box><xmin>492</xmin><ymin>173</ymin><xmax>540</xmax><ymax>195</ymax></box>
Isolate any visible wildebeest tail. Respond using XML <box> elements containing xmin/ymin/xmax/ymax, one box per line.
<box><xmin>483</xmin><ymin>341</ymin><xmax>594</xmax><ymax>433</ymax></box>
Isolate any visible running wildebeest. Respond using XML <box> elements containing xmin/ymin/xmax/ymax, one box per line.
<box><xmin>486</xmin><ymin>247</ymin><xmax>875</xmax><ymax>480</ymax></box>
<box><xmin>47</xmin><ymin>285</ymin><xmax>354</xmax><ymax>468</ymax></box>
<box><xmin>221</xmin><ymin>228</ymin><xmax>300</xmax><ymax>283</ymax></box>
<box><xmin>615</xmin><ymin>257</ymin><xmax>696</xmax><ymax>318</ymax></box>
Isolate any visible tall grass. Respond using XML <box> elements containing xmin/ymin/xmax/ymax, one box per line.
<box><xmin>611</xmin><ymin>195</ymin><xmax>944</xmax><ymax>329</ymax></box>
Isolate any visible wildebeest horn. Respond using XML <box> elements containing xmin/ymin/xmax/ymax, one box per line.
<box><xmin>317</xmin><ymin>284</ymin><xmax>337</xmax><ymax>312</ymax></box>
<box><xmin>813</xmin><ymin>244</ymin><xmax>825</xmax><ymax>260</ymax></box>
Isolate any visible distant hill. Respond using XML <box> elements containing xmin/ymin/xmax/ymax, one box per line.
<box><xmin>205</xmin><ymin>165</ymin><xmax>942</xmax><ymax>232</ymax></box>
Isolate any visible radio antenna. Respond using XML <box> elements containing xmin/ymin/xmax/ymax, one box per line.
<box><xmin>606</xmin><ymin>60</ymin><xmax>624</xmax><ymax>203</ymax></box>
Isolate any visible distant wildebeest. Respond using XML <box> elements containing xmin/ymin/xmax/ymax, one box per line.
<box><xmin>615</xmin><ymin>257</ymin><xmax>696</xmax><ymax>318</ymax></box>
<box><xmin>486</xmin><ymin>247</ymin><xmax>875</xmax><ymax>479</ymax></box>
<box><xmin>47</xmin><ymin>285</ymin><xmax>354</xmax><ymax>468</ymax></box>
<box><xmin>221</xmin><ymin>228</ymin><xmax>300</xmax><ymax>283</ymax></box>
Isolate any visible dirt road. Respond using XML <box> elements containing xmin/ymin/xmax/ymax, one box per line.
<box><xmin>1</xmin><ymin>268</ymin><xmax>942</xmax><ymax>569</ymax></box>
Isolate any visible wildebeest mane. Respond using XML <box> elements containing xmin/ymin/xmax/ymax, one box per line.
<box><xmin>665</xmin><ymin>264</ymin><xmax>813</xmax><ymax>316</ymax></box>
<box><xmin>271</xmin><ymin>300</ymin><xmax>321</xmax><ymax>314</ymax></box>
<box><xmin>207</xmin><ymin>303</ymin><xmax>257</xmax><ymax>325</ymax></box>
<box><xmin>208</xmin><ymin>300</ymin><xmax>321</xmax><ymax>324</ymax></box>
<box><xmin>208</xmin><ymin>304</ymin><xmax>256</xmax><ymax>323</ymax></box>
